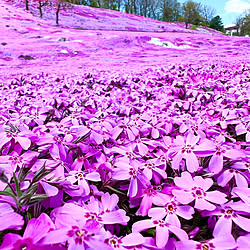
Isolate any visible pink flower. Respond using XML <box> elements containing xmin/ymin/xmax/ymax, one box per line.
<box><xmin>175</xmin><ymin>234</ymin><xmax>237</xmax><ymax>250</ymax></box>
<box><xmin>111</xmin><ymin>118</ymin><xmax>139</xmax><ymax>141</ymax></box>
<box><xmin>40</xmin><ymin>221</ymin><xmax>103</xmax><ymax>250</ymax></box>
<box><xmin>235</xmin><ymin>117</ymin><xmax>250</xmax><ymax>142</ymax></box>
<box><xmin>208</xmin><ymin>142</ymin><xmax>245</xmax><ymax>175</ymax></box>
<box><xmin>237</xmin><ymin>233</ymin><xmax>250</xmax><ymax>250</ymax></box>
<box><xmin>0</xmin><ymin>213</ymin><xmax>55</xmax><ymax>250</ymax></box>
<box><xmin>103</xmin><ymin>231</ymin><xmax>145</xmax><ymax>250</ymax></box>
<box><xmin>202</xmin><ymin>201</ymin><xmax>250</xmax><ymax>236</ymax></box>
<box><xmin>0</xmin><ymin>203</ymin><xmax>24</xmax><ymax>231</ymax></box>
<box><xmin>217</xmin><ymin>168</ymin><xmax>248</xmax><ymax>188</ymax></box>
<box><xmin>66</xmin><ymin>170</ymin><xmax>101</xmax><ymax>196</ymax></box>
<box><xmin>232</xmin><ymin>187</ymin><xmax>250</xmax><ymax>204</ymax></box>
<box><xmin>132</xmin><ymin>219</ymin><xmax>188</xmax><ymax>249</ymax></box>
<box><xmin>0</xmin><ymin>150</ymin><xmax>38</xmax><ymax>174</ymax></box>
<box><xmin>170</xmin><ymin>133</ymin><xmax>214</xmax><ymax>172</ymax></box>
<box><xmin>112</xmin><ymin>157</ymin><xmax>150</xmax><ymax>197</ymax></box>
<box><xmin>140</xmin><ymin>159</ymin><xmax>167</xmax><ymax>182</ymax></box>
<box><xmin>148</xmin><ymin>199</ymin><xmax>195</xmax><ymax>228</ymax></box>
<box><xmin>136</xmin><ymin>185</ymin><xmax>171</xmax><ymax>216</ymax></box>
<box><xmin>0</xmin><ymin>124</ymin><xmax>33</xmax><ymax>150</ymax></box>
<box><xmin>172</xmin><ymin>172</ymin><xmax>227</xmax><ymax>211</ymax></box>
<box><xmin>52</xmin><ymin>196</ymin><xmax>129</xmax><ymax>228</ymax></box>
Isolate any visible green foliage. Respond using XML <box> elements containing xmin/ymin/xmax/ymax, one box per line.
<box><xmin>202</xmin><ymin>5</ymin><xmax>216</xmax><ymax>27</ymax></box>
<box><xmin>236</xmin><ymin>10</ymin><xmax>250</xmax><ymax>36</ymax></box>
<box><xmin>162</xmin><ymin>0</ymin><xmax>181</xmax><ymax>22</ymax></box>
<box><xmin>209</xmin><ymin>15</ymin><xmax>224</xmax><ymax>32</ymax></box>
<box><xmin>182</xmin><ymin>0</ymin><xmax>203</xmax><ymax>28</ymax></box>
<box><xmin>0</xmin><ymin>164</ymin><xmax>49</xmax><ymax>212</ymax></box>
<box><xmin>90</xmin><ymin>1</ymin><xmax>99</xmax><ymax>8</ymax></box>
<box><xmin>190</xmin><ymin>24</ymin><xmax>197</xmax><ymax>30</ymax></box>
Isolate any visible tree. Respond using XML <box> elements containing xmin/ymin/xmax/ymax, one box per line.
<box><xmin>25</xmin><ymin>0</ymin><xmax>29</xmax><ymax>10</ymax></box>
<box><xmin>182</xmin><ymin>0</ymin><xmax>203</xmax><ymax>29</ymax></box>
<box><xmin>137</xmin><ymin>0</ymin><xmax>159</xmax><ymax>18</ymax></box>
<box><xmin>37</xmin><ymin>0</ymin><xmax>49</xmax><ymax>18</ymax></box>
<box><xmin>202</xmin><ymin>4</ymin><xmax>216</xmax><ymax>27</ymax></box>
<box><xmin>235</xmin><ymin>10</ymin><xmax>250</xmax><ymax>36</ymax></box>
<box><xmin>209</xmin><ymin>15</ymin><xmax>224</xmax><ymax>32</ymax></box>
<box><xmin>50</xmin><ymin>0</ymin><xmax>73</xmax><ymax>25</ymax></box>
<box><xmin>161</xmin><ymin>0</ymin><xmax>181</xmax><ymax>22</ymax></box>
<box><xmin>148</xmin><ymin>0</ymin><xmax>162</xmax><ymax>19</ymax></box>
<box><xmin>124</xmin><ymin>0</ymin><xmax>139</xmax><ymax>15</ymax></box>
<box><xmin>122</xmin><ymin>0</ymin><xmax>161</xmax><ymax>19</ymax></box>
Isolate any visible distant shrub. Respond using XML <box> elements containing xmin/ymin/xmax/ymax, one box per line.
<box><xmin>190</xmin><ymin>25</ymin><xmax>197</xmax><ymax>30</ymax></box>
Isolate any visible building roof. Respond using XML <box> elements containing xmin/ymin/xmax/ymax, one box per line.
<box><xmin>225</xmin><ymin>26</ymin><xmax>239</xmax><ymax>31</ymax></box>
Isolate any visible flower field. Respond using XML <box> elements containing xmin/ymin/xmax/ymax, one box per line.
<box><xmin>0</xmin><ymin>63</ymin><xmax>249</xmax><ymax>249</ymax></box>
<box><xmin>0</xmin><ymin>1</ymin><xmax>250</xmax><ymax>250</ymax></box>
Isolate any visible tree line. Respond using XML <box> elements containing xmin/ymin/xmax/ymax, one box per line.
<box><xmin>25</xmin><ymin>0</ymin><xmax>250</xmax><ymax>34</ymax></box>
<box><xmin>235</xmin><ymin>10</ymin><xmax>250</xmax><ymax>36</ymax></box>
<box><xmin>71</xmin><ymin>0</ymin><xmax>225</xmax><ymax>31</ymax></box>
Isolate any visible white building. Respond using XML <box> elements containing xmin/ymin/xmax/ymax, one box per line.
<box><xmin>225</xmin><ymin>24</ymin><xmax>239</xmax><ymax>36</ymax></box>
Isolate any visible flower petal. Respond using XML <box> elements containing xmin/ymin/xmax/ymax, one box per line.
<box><xmin>224</xmin><ymin>149</ymin><xmax>245</xmax><ymax>159</ymax></box>
<box><xmin>186</xmin><ymin>133</ymin><xmax>199</xmax><ymax>146</ymax></box>
<box><xmin>205</xmin><ymin>191</ymin><xmax>227</xmax><ymax>205</ymax></box>
<box><xmin>112</xmin><ymin>170</ymin><xmax>130</xmax><ymax>180</ymax></box>
<box><xmin>0</xmin><ymin>213</ymin><xmax>24</xmax><ymax>231</ymax></box>
<box><xmin>165</xmin><ymin>213</ymin><xmax>181</xmax><ymax>228</ymax></box>
<box><xmin>213</xmin><ymin>217</ymin><xmax>232</xmax><ymax>237</ymax></box>
<box><xmin>176</xmin><ymin>205</ymin><xmax>195</xmax><ymax>220</ymax></box>
<box><xmin>0</xmin><ymin>233</ymin><xmax>22</xmax><ymax>250</ymax></box>
<box><xmin>174</xmin><ymin>171</ymin><xmax>194</xmax><ymax>190</ymax></box>
<box><xmin>23</xmin><ymin>213</ymin><xmax>54</xmax><ymax>243</ymax></box>
<box><xmin>138</xmin><ymin>195</ymin><xmax>153</xmax><ymax>216</ymax></box>
<box><xmin>101</xmin><ymin>210</ymin><xmax>129</xmax><ymax>225</ymax></box>
<box><xmin>172</xmin><ymin>151</ymin><xmax>183</xmax><ymax>170</ymax></box>
<box><xmin>137</xmin><ymin>142</ymin><xmax>148</xmax><ymax>156</ymax></box>
<box><xmin>85</xmin><ymin>172</ymin><xmax>101</xmax><ymax>182</ymax></box>
<box><xmin>172</xmin><ymin>190</ymin><xmax>194</xmax><ymax>204</ymax></box>
<box><xmin>156</xmin><ymin>225</ymin><xmax>169</xmax><ymax>248</ymax></box>
<box><xmin>168</xmin><ymin>224</ymin><xmax>188</xmax><ymax>241</ymax></box>
<box><xmin>128</xmin><ymin>177</ymin><xmax>138</xmax><ymax>197</ymax></box>
<box><xmin>132</xmin><ymin>219</ymin><xmax>155</xmax><ymax>233</ymax></box>
<box><xmin>122</xmin><ymin>233</ymin><xmax>145</xmax><ymax>247</ymax></box>
<box><xmin>148</xmin><ymin>207</ymin><xmax>166</xmax><ymax>220</ymax></box>
<box><xmin>235</xmin><ymin>172</ymin><xmax>248</xmax><ymax>188</ymax></box>
<box><xmin>217</xmin><ymin>170</ymin><xmax>234</xmax><ymax>187</ymax></box>
<box><xmin>209</xmin><ymin>154</ymin><xmax>223</xmax><ymax>174</ymax></box>
<box><xmin>184</xmin><ymin>152</ymin><xmax>199</xmax><ymax>173</ymax></box>
<box><xmin>210</xmin><ymin>234</ymin><xmax>237</xmax><ymax>249</ymax></box>
<box><xmin>40</xmin><ymin>182</ymin><xmax>58</xmax><ymax>197</ymax></box>
<box><xmin>193</xmin><ymin>176</ymin><xmax>213</xmax><ymax>191</ymax></box>
<box><xmin>195</xmin><ymin>198</ymin><xmax>216</xmax><ymax>211</ymax></box>
<box><xmin>16</xmin><ymin>137</ymin><xmax>31</xmax><ymax>150</ymax></box>
<box><xmin>232</xmin><ymin>214</ymin><xmax>250</xmax><ymax>232</ymax></box>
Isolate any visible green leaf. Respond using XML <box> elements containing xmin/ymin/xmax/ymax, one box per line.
<box><xmin>28</xmin><ymin>194</ymin><xmax>47</xmax><ymax>205</ymax></box>
<box><xmin>18</xmin><ymin>167</ymin><xmax>30</xmax><ymax>183</ymax></box>
<box><xmin>27</xmin><ymin>211</ymin><xmax>32</xmax><ymax>221</ymax></box>
<box><xmin>13</xmin><ymin>173</ymin><xmax>22</xmax><ymax>198</ymax></box>
<box><xmin>0</xmin><ymin>187</ymin><xmax>18</xmax><ymax>204</ymax></box>
<box><xmin>73</xmin><ymin>133</ymin><xmax>90</xmax><ymax>144</ymax></box>
<box><xmin>105</xmin><ymin>185</ymin><xmax>125</xmax><ymax>195</ymax></box>
<box><xmin>145</xmin><ymin>228</ymin><xmax>155</xmax><ymax>237</ymax></box>
<box><xmin>8</xmin><ymin>122</ymin><xmax>20</xmax><ymax>132</ymax></box>
<box><xmin>32</xmin><ymin>162</ymin><xmax>50</xmax><ymax>183</ymax></box>
<box><xmin>0</xmin><ymin>190</ymin><xmax>16</xmax><ymax>199</ymax></box>
<box><xmin>19</xmin><ymin>184</ymin><xmax>38</xmax><ymax>206</ymax></box>
<box><xmin>0</xmin><ymin>171</ymin><xmax>8</xmax><ymax>183</ymax></box>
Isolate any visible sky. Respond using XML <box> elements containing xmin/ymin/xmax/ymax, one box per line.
<box><xmin>178</xmin><ymin>0</ymin><xmax>250</xmax><ymax>26</ymax></box>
